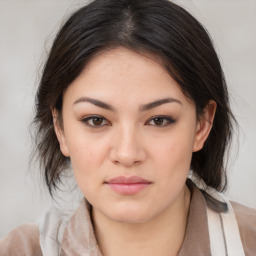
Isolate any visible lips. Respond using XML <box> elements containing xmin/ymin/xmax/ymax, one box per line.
<box><xmin>105</xmin><ymin>176</ymin><xmax>152</xmax><ymax>195</ymax></box>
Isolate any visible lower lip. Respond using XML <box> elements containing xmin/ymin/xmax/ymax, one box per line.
<box><xmin>106</xmin><ymin>183</ymin><xmax>151</xmax><ymax>195</ymax></box>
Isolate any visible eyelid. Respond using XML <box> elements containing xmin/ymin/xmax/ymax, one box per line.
<box><xmin>80</xmin><ymin>115</ymin><xmax>111</xmax><ymax>128</ymax></box>
<box><xmin>80</xmin><ymin>115</ymin><xmax>175</xmax><ymax>128</ymax></box>
<box><xmin>145</xmin><ymin>115</ymin><xmax>176</xmax><ymax>127</ymax></box>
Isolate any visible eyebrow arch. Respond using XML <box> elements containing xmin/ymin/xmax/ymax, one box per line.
<box><xmin>73</xmin><ymin>97</ymin><xmax>116</xmax><ymax>111</ymax></box>
<box><xmin>73</xmin><ymin>97</ymin><xmax>182</xmax><ymax>112</ymax></box>
<box><xmin>139</xmin><ymin>98</ymin><xmax>182</xmax><ymax>112</ymax></box>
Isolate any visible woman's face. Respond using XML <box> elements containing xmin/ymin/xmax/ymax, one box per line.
<box><xmin>54</xmin><ymin>47</ymin><xmax>214</xmax><ymax>223</ymax></box>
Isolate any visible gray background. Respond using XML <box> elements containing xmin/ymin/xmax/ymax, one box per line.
<box><xmin>0</xmin><ymin>0</ymin><xmax>256</xmax><ymax>238</ymax></box>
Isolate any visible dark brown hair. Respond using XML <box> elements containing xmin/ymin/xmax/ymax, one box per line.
<box><xmin>33</xmin><ymin>0</ymin><xmax>235</xmax><ymax>195</ymax></box>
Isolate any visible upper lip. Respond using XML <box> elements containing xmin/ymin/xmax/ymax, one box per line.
<box><xmin>106</xmin><ymin>176</ymin><xmax>152</xmax><ymax>184</ymax></box>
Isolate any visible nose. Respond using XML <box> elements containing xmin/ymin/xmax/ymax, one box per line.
<box><xmin>110</xmin><ymin>125</ymin><xmax>146</xmax><ymax>167</ymax></box>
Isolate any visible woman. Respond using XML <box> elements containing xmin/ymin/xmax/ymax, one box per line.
<box><xmin>1</xmin><ymin>0</ymin><xmax>255</xmax><ymax>255</ymax></box>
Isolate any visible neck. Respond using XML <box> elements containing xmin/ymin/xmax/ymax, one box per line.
<box><xmin>92</xmin><ymin>185</ymin><xmax>191</xmax><ymax>256</ymax></box>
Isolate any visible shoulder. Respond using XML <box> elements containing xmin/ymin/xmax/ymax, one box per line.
<box><xmin>232</xmin><ymin>201</ymin><xmax>256</xmax><ymax>233</ymax></box>
<box><xmin>231</xmin><ymin>201</ymin><xmax>256</xmax><ymax>255</ymax></box>
<box><xmin>0</xmin><ymin>223</ymin><xmax>42</xmax><ymax>256</ymax></box>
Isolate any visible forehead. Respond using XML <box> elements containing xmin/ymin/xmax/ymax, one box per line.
<box><xmin>84</xmin><ymin>47</ymin><xmax>166</xmax><ymax>76</ymax></box>
<box><xmin>64</xmin><ymin>47</ymin><xmax>191</xmax><ymax>107</ymax></box>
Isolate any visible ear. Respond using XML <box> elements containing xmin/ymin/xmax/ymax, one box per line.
<box><xmin>193</xmin><ymin>100</ymin><xmax>217</xmax><ymax>152</ymax></box>
<box><xmin>52</xmin><ymin>109</ymin><xmax>70</xmax><ymax>157</ymax></box>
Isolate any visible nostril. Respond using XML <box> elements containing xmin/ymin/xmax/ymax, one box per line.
<box><xmin>133</xmin><ymin>160</ymin><xmax>141</xmax><ymax>165</ymax></box>
<box><xmin>112</xmin><ymin>157</ymin><xmax>143</xmax><ymax>167</ymax></box>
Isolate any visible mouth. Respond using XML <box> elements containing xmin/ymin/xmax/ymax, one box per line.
<box><xmin>105</xmin><ymin>176</ymin><xmax>152</xmax><ymax>195</ymax></box>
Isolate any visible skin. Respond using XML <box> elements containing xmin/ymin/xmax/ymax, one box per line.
<box><xmin>54</xmin><ymin>47</ymin><xmax>216</xmax><ymax>256</ymax></box>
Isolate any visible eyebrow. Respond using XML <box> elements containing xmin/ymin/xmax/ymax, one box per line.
<box><xmin>139</xmin><ymin>98</ymin><xmax>182</xmax><ymax>111</ymax></box>
<box><xmin>73</xmin><ymin>97</ymin><xmax>182</xmax><ymax>112</ymax></box>
<box><xmin>73</xmin><ymin>97</ymin><xmax>116</xmax><ymax>111</ymax></box>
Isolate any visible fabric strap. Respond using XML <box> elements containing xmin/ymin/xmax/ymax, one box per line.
<box><xmin>39</xmin><ymin>192</ymin><xmax>246</xmax><ymax>256</ymax></box>
<box><xmin>207</xmin><ymin>192</ymin><xmax>245</xmax><ymax>256</ymax></box>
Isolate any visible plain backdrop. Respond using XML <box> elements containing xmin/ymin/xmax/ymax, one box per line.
<box><xmin>0</xmin><ymin>0</ymin><xmax>256</xmax><ymax>238</ymax></box>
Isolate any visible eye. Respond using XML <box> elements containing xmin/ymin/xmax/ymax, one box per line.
<box><xmin>81</xmin><ymin>115</ymin><xmax>110</xmax><ymax>128</ymax></box>
<box><xmin>146</xmin><ymin>116</ymin><xmax>176</xmax><ymax>127</ymax></box>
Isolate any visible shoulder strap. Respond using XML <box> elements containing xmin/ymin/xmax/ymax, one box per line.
<box><xmin>206</xmin><ymin>192</ymin><xmax>245</xmax><ymax>256</ymax></box>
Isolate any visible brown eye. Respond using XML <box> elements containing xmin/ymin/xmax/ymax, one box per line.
<box><xmin>92</xmin><ymin>117</ymin><xmax>104</xmax><ymax>126</ymax></box>
<box><xmin>147</xmin><ymin>116</ymin><xmax>176</xmax><ymax>127</ymax></box>
<box><xmin>81</xmin><ymin>115</ymin><xmax>110</xmax><ymax>128</ymax></box>
<box><xmin>153</xmin><ymin>117</ymin><xmax>164</xmax><ymax>126</ymax></box>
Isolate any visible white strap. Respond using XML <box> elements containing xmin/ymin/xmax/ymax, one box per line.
<box><xmin>207</xmin><ymin>193</ymin><xmax>245</xmax><ymax>256</ymax></box>
<box><xmin>207</xmin><ymin>206</ymin><xmax>227</xmax><ymax>255</ymax></box>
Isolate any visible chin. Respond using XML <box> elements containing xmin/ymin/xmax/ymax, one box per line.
<box><xmin>105</xmin><ymin>204</ymin><xmax>154</xmax><ymax>224</ymax></box>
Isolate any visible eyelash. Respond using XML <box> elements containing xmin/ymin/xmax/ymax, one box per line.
<box><xmin>81</xmin><ymin>115</ymin><xmax>110</xmax><ymax>128</ymax></box>
<box><xmin>147</xmin><ymin>115</ymin><xmax>176</xmax><ymax>127</ymax></box>
<box><xmin>81</xmin><ymin>115</ymin><xmax>176</xmax><ymax>128</ymax></box>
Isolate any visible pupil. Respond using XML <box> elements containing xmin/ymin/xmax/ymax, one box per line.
<box><xmin>93</xmin><ymin>117</ymin><xmax>103</xmax><ymax>125</ymax></box>
<box><xmin>154</xmin><ymin>118</ymin><xmax>163</xmax><ymax>125</ymax></box>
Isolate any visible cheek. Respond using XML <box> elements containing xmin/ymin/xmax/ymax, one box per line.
<box><xmin>65</xmin><ymin>125</ymin><xmax>109</xmax><ymax>165</ymax></box>
<box><xmin>67</xmin><ymin>138</ymin><xmax>106</xmax><ymax>198</ymax></box>
<box><xmin>152</xmin><ymin>131</ymin><xmax>194</xmax><ymax>170</ymax></box>
<box><xmin>151</xmin><ymin>135</ymin><xmax>193</xmax><ymax>197</ymax></box>
<box><xmin>64</xmin><ymin>135</ymin><xmax>107</xmax><ymax>193</ymax></box>
<box><xmin>69</xmin><ymin>141</ymin><xmax>106</xmax><ymax>172</ymax></box>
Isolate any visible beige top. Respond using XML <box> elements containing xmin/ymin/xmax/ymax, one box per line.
<box><xmin>1</xmin><ymin>181</ymin><xmax>256</xmax><ymax>256</ymax></box>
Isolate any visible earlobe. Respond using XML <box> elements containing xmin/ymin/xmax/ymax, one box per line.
<box><xmin>193</xmin><ymin>100</ymin><xmax>217</xmax><ymax>152</ymax></box>
<box><xmin>52</xmin><ymin>109</ymin><xmax>70</xmax><ymax>157</ymax></box>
